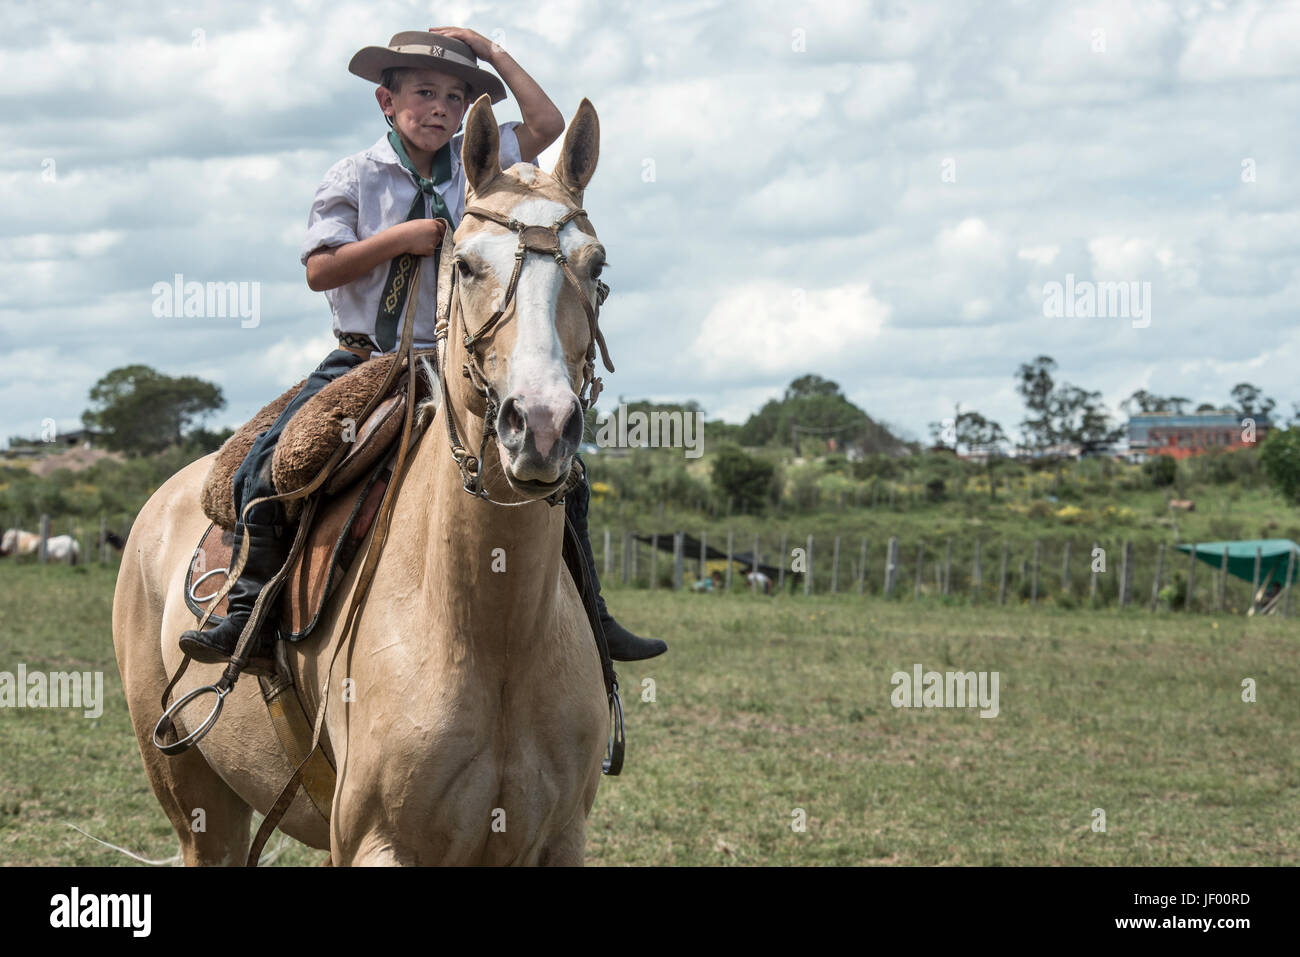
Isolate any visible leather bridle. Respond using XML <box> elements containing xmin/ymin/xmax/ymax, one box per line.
<box><xmin>434</xmin><ymin>202</ymin><xmax>615</xmax><ymax>506</ymax></box>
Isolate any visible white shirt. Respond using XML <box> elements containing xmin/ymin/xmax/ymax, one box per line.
<box><xmin>300</xmin><ymin>121</ymin><xmax>537</xmax><ymax>351</ymax></box>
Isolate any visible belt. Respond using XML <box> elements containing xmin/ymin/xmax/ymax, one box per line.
<box><xmin>337</xmin><ymin>334</ymin><xmax>374</xmax><ymax>359</ymax></box>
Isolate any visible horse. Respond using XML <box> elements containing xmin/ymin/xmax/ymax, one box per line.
<box><xmin>0</xmin><ymin>529</ymin><xmax>38</xmax><ymax>557</ymax></box>
<box><xmin>45</xmin><ymin>534</ymin><xmax>81</xmax><ymax>565</ymax></box>
<box><xmin>113</xmin><ymin>95</ymin><xmax>613</xmax><ymax>865</ymax></box>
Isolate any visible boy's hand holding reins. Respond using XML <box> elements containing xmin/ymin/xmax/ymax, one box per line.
<box><xmin>398</xmin><ymin>217</ymin><xmax>448</xmax><ymax>257</ymax></box>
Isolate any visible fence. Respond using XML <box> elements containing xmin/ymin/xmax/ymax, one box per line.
<box><xmin>3</xmin><ymin>512</ymin><xmax>133</xmax><ymax>565</ymax></box>
<box><xmin>600</xmin><ymin>527</ymin><xmax>1298</xmax><ymax>616</ymax></box>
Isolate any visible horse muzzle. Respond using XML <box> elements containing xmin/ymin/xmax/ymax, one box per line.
<box><xmin>495</xmin><ymin>392</ymin><xmax>584</xmax><ymax>488</ymax></box>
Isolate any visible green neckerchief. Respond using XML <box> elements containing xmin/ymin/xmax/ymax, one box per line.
<box><xmin>373</xmin><ymin>131</ymin><xmax>453</xmax><ymax>352</ymax></box>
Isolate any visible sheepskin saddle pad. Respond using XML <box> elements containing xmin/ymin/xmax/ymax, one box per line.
<box><xmin>200</xmin><ymin>352</ymin><xmax>431</xmax><ymax>531</ymax></box>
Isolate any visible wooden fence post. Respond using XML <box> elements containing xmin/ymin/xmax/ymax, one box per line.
<box><xmin>603</xmin><ymin>528</ymin><xmax>611</xmax><ymax>579</ymax></box>
<box><xmin>1031</xmin><ymin>540</ymin><xmax>1040</xmax><ymax>606</ymax></box>
<box><xmin>1151</xmin><ymin>542</ymin><xmax>1165</xmax><ymax>611</ymax></box>
<box><xmin>1185</xmin><ymin>544</ymin><xmax>1197</xmax><ymax>612</ymax></box>
<box><xmin>831</xmin><ymin>536</ymin><xmax>841</xmax><ymax>594</ymax></box>
<box><xmin>803</xmin><ymin>535</ymin><xmax>813</xmax><ymax>596</ymax></box>
<box><xmin>38</xmin><ymin>514</ymin><xmax>50</xmax><ymax>564</ymax></box>
<box><xmin>998</xmin><ymin>544</ymin><xmax>1008</xmax><ymax>605</ymax></box>
<box><xmin>672</xmin><ymin>532</ymin><xmax>684</xmax><ymax>590</ymax></box>
<box><xmin>1062</xmin><ymin>541</ymin><xmax>1071</xmax><ymax>591</ymax></box>
<box><xmin>622</xmin><ymin>530</ymin><xmax>631</xmax><ymax>584</ymax></box>
<box><xmin>649</xmin><ymin>534</ymin><xmax>658</xmax><ymax>590</ymax></box>
<box><xmin>1284</xmin><ymin>548</ymin><xmax>1296</xmax><ymax>618</ymax></box>
<box><xmin>915</xmin><ymin>543</ymin><xmax>925</xmax><ymax>599</ymax></box>
<box><xmin>1089</xmin><ymin>541</ymin><xmax>1099</xmax><ymax>606</ymax></box>
<box><xmin>857</xmin><ymin>538</ymin><xmax>867</xmax><ymax>595</ymax></box>
<box><xmin>1219</xmin><ymin>545</ymin><xmax>1228</xmax><ymax>612</ymax></box>
<box><xmin>884</xmin><ymin>537</ymin><xmax>898</xmax><ymax>597</ymax></box>
<box><xmin>1252</xmin><ymin>545</ymin><xmax>1263</xmax><ymax>611</ymax></box>
<box><xmin>1119</xmin><ymin>540</ymin><xmax>1132</xmax><ymax>607</ymax></box>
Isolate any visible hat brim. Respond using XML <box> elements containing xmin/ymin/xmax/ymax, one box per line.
<box><xmin>349</xmin><ymin>48</ymin><xmax>507</xmax><ymax>104</ymax></box>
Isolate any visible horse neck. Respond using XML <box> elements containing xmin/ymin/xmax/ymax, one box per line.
<box><xmin>400</xmin><ymin>364</ymin><xmax>566</xmax><ymax>659</ymax></box>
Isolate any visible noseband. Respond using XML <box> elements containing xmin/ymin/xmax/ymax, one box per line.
<box><xmin>433</xmin><ymin>203</ymin><xmax>615</xmax><ymax>505</ymax></box>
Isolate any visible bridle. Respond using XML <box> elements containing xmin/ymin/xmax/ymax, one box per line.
<box><xmin>433</xmin><ymin>202</ymin><xmax>615</xmax><ymax>507</ymax></box>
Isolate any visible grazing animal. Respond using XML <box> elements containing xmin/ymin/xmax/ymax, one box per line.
<box><xmin>113</xmin><ymin>97</ymin><xmax>613</xmax><ymax>865</ymax></box>
<box><xmin>99</xmin><ymin>530</ymin><xmax>127</xmax><ymax>552</ymax></box>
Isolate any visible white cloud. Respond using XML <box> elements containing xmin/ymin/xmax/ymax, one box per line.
<box><xmin>692</xmin><ymin>282</ymin><xmax>889</xmax><ymax>380</ymax></box>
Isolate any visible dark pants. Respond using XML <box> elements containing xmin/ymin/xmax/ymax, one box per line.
<box><xmin>233</xmin><ymin>349</ymin><xmax>366</xmax><ymax>526</ymax></box>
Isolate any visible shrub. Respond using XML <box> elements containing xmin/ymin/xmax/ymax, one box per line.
<box><xmin>1145</xmin><ymin>454</ymin><xmax>1177</xmax><ymax>487</ymax></box>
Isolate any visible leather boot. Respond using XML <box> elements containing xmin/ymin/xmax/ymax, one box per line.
<box><xmin>565</xmin><ymin>464</ymin><xmax>666</xmax><ymax>661</ymax></box>
<box><xmin>178</xmin><ymin>522</ymin><xmax>289</xmax><ymax>676</ymax></box>
<box><xmin>597</xmin><ymin>594</ymin><xmax>667</xmax><ymax>661</ymax></box>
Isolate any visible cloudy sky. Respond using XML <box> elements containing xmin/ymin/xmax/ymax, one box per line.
<box><xmin>2</xmin><ymin>0</ymin><xmax>1298</xmax><ymax>448</ymax></box>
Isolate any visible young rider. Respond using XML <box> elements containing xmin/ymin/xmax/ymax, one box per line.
<box><xmin>180</xmin><ymin>29</ymin><xmax>665</xmax><ymax>672</ymax></box>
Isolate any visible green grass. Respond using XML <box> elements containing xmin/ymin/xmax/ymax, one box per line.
<box><xmin>2</xmin><ymin>564</ymin><xmax>1297</xmax><ymax>865</ymax></box>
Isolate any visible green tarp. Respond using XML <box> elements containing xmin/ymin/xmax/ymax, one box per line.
<box><xmin>1175</xmin><ymin>540</ymin><xmax>1300</xmax><ymax>587</ymax></box>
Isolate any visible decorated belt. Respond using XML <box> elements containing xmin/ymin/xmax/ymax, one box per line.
<box><xmin>337</xmin><ymin>333</ymin><xmax>375</xmax><ymax>356</ymax></box>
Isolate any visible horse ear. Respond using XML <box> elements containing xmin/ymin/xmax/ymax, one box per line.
<box><xmin>463</xmin><ymin>93</ymin><xmax>500</xmax><ymax>197</ymax></box>
<box><xmin>552</xmin><ymin>99</ymin><xmax>599</xmax><ymax>201</ymax></box>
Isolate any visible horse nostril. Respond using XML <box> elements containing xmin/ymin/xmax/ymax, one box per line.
<box><xmin>498</xmin><ymin>396</ymin><xmax>527</xmax><ymax>450</ymax></box>
<box><xmin>561</xmin><ymin>400</ymin><xmax>583</xmax><ymax>449</ymax></box>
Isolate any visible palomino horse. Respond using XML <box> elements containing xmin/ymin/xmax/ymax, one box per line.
<box><xmin>113</xmin><ymin>96</ymin><xmax>613</xmax><ymax>865</ymax></box>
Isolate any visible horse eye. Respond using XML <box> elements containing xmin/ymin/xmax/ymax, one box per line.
<box><xmin>457</xmin><ymin>258</ymin><xmax>473</xmax><ymax>278</ymax></box>
<box><xmin>590</xmin><ymin>261</ymin><xmax>604</xmax><ymax>279</ymax></box>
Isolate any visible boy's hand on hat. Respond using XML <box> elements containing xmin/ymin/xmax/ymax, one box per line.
<box><xmin>400</xmin><ymin>218</ymin><xmax>449</xmax><ymax>257</ymax></box>
<box><xmin>429</xmin><ymin>26</ymin><xmax>496</xmax><ymax>62</ymax></box>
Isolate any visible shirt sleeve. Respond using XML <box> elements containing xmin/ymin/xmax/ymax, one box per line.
<box><xmin>300</xmin><ymin>158</ymin><xmax>360</xmax><ymax>265</ymax></box>
<box><xmin>498</xmin><ymin>120</ymin><xmax>540</xmax><ymax>168</ymax></box>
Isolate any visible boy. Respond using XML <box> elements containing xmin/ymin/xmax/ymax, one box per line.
<box><xmin>180</xmin><ymin>28</ymin><xmax>665</xmax><ymax>672</ymax></box>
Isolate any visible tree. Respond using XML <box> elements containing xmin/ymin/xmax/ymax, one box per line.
<box><xmin>710</xmin><ymin>443</ymin><xmax>775</xmax><ymax>514</ymax></box>
<box><xmin>83</xmin><ymin>365</ymin><xmax>225</xmax><ymax>456</ymax></box>
<box><xmin>1053</xmin><ymin>385</ymin><xmax>1123</xmax><ymax>454</ymax></box>
<box><xmin>738</xmin><ymin>374</ymin><xmax>903</xmax><ymax>455</ymax></box>
<box><xmin>955</xmin><ymin>411</ymin><xmax>1007</xmax><ymax>500</ymax></box>
<box><xmin>1260</xmin><ymin>428</ymin><xmax>1300</xmax><ymax>505</ymax></box>
<box><xmin>1015</xmin><ymin>356</ymin><xmax>1057</xmax><ymax>453</ymax></box>
<box><xmin>1121</xmin><ymin>390</ymin><xmax>1193</xmax><ymax>415</ymax></box>
<box><xmin>1231</xmin><ymin>383</ymin><xmax>1275</xmax><ymax>423</ymax></box>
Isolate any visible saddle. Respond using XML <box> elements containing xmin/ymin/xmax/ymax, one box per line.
<box><xmin>189</xmin><ymin>351</ymin><xmax>431</xmax><ymax>641</ymax></box>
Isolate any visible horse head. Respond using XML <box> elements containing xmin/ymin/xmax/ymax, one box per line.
<box><xmin>449</xmin><ymin>94</ymin><xmax>609</xmax><ymax>498</ymax></box>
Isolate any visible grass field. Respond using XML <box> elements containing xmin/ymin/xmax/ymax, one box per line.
<box><xmin>1</xmin><ymin>563</ymin><xmax>1297</xmax><ymax>865</ymax></box>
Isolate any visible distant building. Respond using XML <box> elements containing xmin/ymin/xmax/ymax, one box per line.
<box><xmin>1127</xmin><ymin>411</ymin><xmax>1266</xmax><ymax>461</ymax></box>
